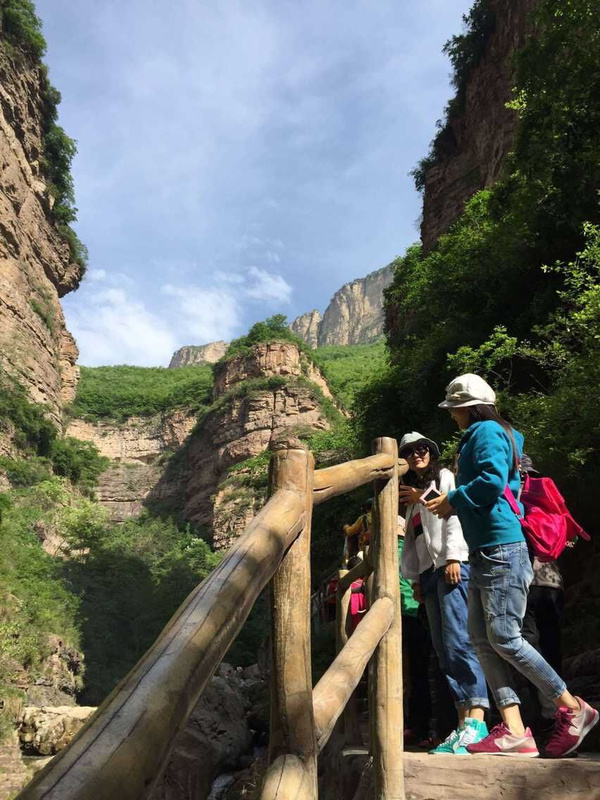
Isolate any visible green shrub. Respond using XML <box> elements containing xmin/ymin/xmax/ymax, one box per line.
<box><xmin>0</xmin><ymin>370</ymin><xmax>56</xmax><ymax>456</ymax></box>
<box><xmin>70</xmin><ymin>364</ymin><xmax>214</xmax><ymax>421</ymax></box>
<box><xmin>29</xmin><ymin>293</ymin><xmax>55</xmax><ymax>334</ymax></box>
<box><xmin>0</xmin><ymin>486</ymin><xmax>81</xmax><ymax>687</ymax></box>
<box><xmin>50</xmin><ymin>437</ymin><xmax>109</xmax><ymax>496</ymax></box>
<box><xmin>0</xmin><ymin>0</ymin><xmax>45</xmax><ymax>58</ymax></box>
<box><xmin>0</xmin><ymin>456</ymin><xmax>51</xmax><ymax>487</ymax></box>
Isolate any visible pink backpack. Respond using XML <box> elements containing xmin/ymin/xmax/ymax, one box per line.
<box><xmin>503</xmin><ymin>474</ymin><xmax>590</xmax><ymax>561</ymax></box>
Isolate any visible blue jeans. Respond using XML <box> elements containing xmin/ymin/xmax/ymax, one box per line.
<box><xmin>468</xmin><ymin>541</ymin><xmax>567</xmax><ymax>708</ymax></box>
<box><xmin>421</xmin><ymin>563</ymin><xmax>489</xmax><ymax>710</ymax></box>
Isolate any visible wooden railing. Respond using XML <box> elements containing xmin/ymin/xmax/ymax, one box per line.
<box><xmin>18</xmin><ymin>437</ymin><xmax>408</xmax><ymax>800</ymax></box>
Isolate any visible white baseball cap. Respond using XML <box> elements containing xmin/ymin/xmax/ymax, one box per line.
<box><xmin>438</xmin><ymin>373</ymin><xmax>496</xmax><ymax>409</ymax></box>
<box><xmin>398</xmin><ymin>431</ymin><xmax>440</xmax><ymax>459</ymax></box>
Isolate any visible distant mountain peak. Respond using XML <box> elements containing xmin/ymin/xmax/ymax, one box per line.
<box><xmin>290</xmin><ymin>264</ymin><xmax>394</xmax><ymax>348</ymax></box>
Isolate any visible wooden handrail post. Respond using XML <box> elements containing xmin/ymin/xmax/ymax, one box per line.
<box><xmin>262</xmin><ymin>439</ymin><xmax>317</xmax><ymax>799</ymax></box>
<box><xmin>370</xmin><ymin>436</ymin><xmax>404</xmax><ymax>799</ymax></box>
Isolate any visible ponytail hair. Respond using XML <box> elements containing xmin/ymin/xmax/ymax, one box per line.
<box><xmin>467</xmin><ymin>404</ymin><xmax>520</xmax><ymax>473</ymax></box>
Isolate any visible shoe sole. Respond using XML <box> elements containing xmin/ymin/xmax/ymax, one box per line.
<box><xmin>469</xmin><ymin>750</ymin><xmax>539</xmax><ymax>757</ymax></box>
<box><xmin>555</xmin><ymin>708</ymin><xmax>600</xmax><ymax>758</ymax></box>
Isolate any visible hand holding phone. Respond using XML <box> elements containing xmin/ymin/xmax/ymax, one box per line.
<box><xmin>420</xmin><ymin>485</ymin><xmax>441</xmax><ymax>504</ymax></box>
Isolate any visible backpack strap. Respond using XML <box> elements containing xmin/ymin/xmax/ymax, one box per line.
<box><xmin>503</xmin><ymin>485</ymin><xmax>524</xmax><ymax>521</ymax></box>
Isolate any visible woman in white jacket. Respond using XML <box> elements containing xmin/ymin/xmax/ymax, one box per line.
<box><xmin>399</xmin><ymin>432</ymin><xmax>489</xmax><ymax>755</ymax></box>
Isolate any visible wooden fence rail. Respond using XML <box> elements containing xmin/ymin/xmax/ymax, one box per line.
<box><xmin>18</xmin><ymin>440</ymin><xmax>408</xmax><ymax>800</ymax></box>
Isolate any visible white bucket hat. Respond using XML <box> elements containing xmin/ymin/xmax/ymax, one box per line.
<box><xmin>398</xmin><ymin>431</ymin><xmax>440</xmax><ymax>459</ymax></box>
<box><xmin>438</xmin><ymin>373</ymin><xmax>496</xmax><ymax>409</ymax></box>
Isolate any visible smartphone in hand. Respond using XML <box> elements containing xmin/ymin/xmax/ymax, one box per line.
<box><xmin>420</xmin><ymin>485</ymin><xmax>441</xmax><ymax>504</ymax></box>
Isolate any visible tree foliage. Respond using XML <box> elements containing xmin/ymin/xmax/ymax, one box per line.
<box><xmin>360</xmin><ymin>0</ymin><xmax>600</xmax><ymax>544</ymax></box>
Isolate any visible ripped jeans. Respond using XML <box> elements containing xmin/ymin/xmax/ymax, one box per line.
<box><xmin>468</xmin><ymin>541</ymin><xmax>566</xmax><ymax>708</ymax></box>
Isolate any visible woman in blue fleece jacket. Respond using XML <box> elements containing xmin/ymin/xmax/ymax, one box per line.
<box><xmin>426</xmin><ymin>374</ymin><xmax>598</xmax><ymax>759</ymax></box>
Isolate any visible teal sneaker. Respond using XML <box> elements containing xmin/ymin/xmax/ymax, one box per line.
<box><xmin>453</xmin><ymin>718</ymin><xmax>488</xmax><ymax>754</ymax></box>
<box><xmin>429</xmin><ymin>726</ymin><xmax>462</xmax><ymax>754</ymax></box>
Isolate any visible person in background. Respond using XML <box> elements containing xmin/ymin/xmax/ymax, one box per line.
<box><xmin>399</xmin><ymin>431</ymin><xmax>489</xmax><ymax>754</ymax></box>
<box><xmin>347</xmin><ymin>556</ymin><xmax>367</xmax><ymax>632</ymax></box>
<box><xmin>427</xmin><ymin>373</ymin><xmax>598</xmax><ymax>758</ymax></box>
<box><xmin>343</xmin><ymin>498</ymin><xmax>373</xmax><ymax>558</ymax></box>
<box><xmin>514</xmin><ymin>455</ymin><xmax>566</xmax><ymax>737</ymax></box>
<box><xmin>398</xmin><ymin>514</ymin><xmax>433</xmax><ymax>747</ymax></box>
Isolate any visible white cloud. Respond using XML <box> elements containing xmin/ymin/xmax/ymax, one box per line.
<box><xmin>64</xmin><ymin>286</ymin><xmax>177</xmax><ymax>367</ymax></box>
<box><xmin>162</xmin><ymin>283</ymin><xmax>241</xmax><ymax>342</ymax></box>
<box><xmin>87</xmin><ymin>268</ymin><xmax>107</xmax><ymax>282</ymax></box>
<box><xmin>246</xmin><ymin>266</ymin><xmax>292</xmax><ymax>305</ymax></box>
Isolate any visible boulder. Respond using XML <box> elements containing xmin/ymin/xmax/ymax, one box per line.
<box><xmin>152</xmin><ymin>676</ymin><xmax>253</xmax><ymax>800</ymax></box>
<box><xmin>19</xmin><ymin>705</ymin><xmax>96</xmax><ymax>756</ymax></box>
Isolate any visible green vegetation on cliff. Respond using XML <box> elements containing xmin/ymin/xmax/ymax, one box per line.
<box><xmin>313</xmin><ymin>341</ymin><xmax>387</xmax><ymax>408</ymax></box>
<box><xmin>411</xmin><ymin>0</ymin><xmax>496</xmax><ymax>190</ymax></box>
<box><xmin>71</xmin><ymin>364</ymin><xmax>214</xmax><ymax>421</ymax></box>
<box><xmin>0</xmin><ymin>370</ymin><xmax>108</xmax><ymax>492</ymax></box>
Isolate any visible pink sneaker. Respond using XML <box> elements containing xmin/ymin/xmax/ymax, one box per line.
<box><xmin>544</xmin><ymin>697</ymin><xmax>599</xmax><ymax>758</ymax></box>
<box><xmin>466</xmin><ymin>723</ymin><xmax>539</xmax><ymax>757</ymax></box>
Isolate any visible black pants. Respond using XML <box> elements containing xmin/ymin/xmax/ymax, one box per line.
<box><xmin>522</xmin><ymin>585</ymin><xmax>564</xmax><ymax>675</ymax></box>
<box><xmin>516</xmin><ymin>585</ymin><xmax>565</xmax><ymax>729</ymax></box>
<box><xmin>403</xmin><ymin>614</ymin><xmax>431</xmax><ymax>738</ymax></box>
<box><xmin>403</xmin><ymin>609</ymin><xmax>456</xmax><ymax>739</ymax></box>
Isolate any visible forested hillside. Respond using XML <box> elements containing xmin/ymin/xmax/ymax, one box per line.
<box><xmin>356</xmin><ymin>0</ymin><xmax>600</xmax><ymax>653</ymax></box>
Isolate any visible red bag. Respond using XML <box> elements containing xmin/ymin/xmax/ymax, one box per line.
<box><xmin>504</xmin><ymin>474</ymin><xmax>590</xmax><ymax>561</ymax></box>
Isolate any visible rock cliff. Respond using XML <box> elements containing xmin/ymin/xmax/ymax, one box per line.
<box><xmin>290</xmin><ymin>265</ymin><xmax>394</xmax><ymax>348</ymax></box>
<box><xmin>69</xmin><ymin>343</ymin><xmax>334</xmax><ymax>548</ymax></box>
<box><xmin>420</xmin><ymin>0</ymin><xmax>538</xmax><ymax>252</ymax></box>
<box><xmin>0</xmin><ymin>44</ymin><xmax>82</xmax><ymax>424</ymax></box>
<box><xmin>169</xmin><ymin>341</ymin><xmax>228</xmax><ymax>368</ymax></box>
<box><xmin>289</xmin><ymin>310</ymin><xmax>321</xmax><ymax>349</ymax></box>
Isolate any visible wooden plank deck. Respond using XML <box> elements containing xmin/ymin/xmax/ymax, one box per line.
<box><xmin>403</xmin><ymin>751</ymin><xmax>600</xmax><ymax>800</ymax></box>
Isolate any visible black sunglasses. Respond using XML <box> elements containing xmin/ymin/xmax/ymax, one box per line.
<box><xmin>400</xmin><ymin>444</ymin><xmax>429</xmax><ymax>458</ymax></box>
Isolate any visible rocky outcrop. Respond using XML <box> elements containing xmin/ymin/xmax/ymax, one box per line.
<box><xmin>169</xmin><ymin>341</ymin><xmax>228</xmax><ymax>368</ymax></box>
<box><xmin>19</xmin><ymin>706</ymin><xmax>96</xmax><ymax>756</ymax></box>
<box><xmin>420</xmin><ymin>0</ymin><xmax>538</xmax><ymax>252</ymax></box>
<box><xmin>290</xmin><ymin>265</ymin><xmax>393</xmax><ymax>348</ymax></box>
<box><xmin>289</xmin><ymin>310</ymin><xmax>321</xmax><ymax>349</ymax></box>
<box><xmin>0</xmin><ymin>44</ymin><xmax>83</xmax><ymax>424</ymax></box>
<box><xmin>162</xmin><ymin>380</ymin><xmax>330</xmax><ymax>546</ymax></box>
<box><xmin>212</xmin><ymin>341</ymin><xmax>333</xmax><ymax>400</ymax></box>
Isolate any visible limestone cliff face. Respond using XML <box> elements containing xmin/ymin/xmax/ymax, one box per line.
<box><xmin>318</xmin><ymin>265</ymin><xmax>394</xmax><ymax>346</ymax></box>
<box><xmin>420</xmin><ymin>0</ymin><xmax>538</xmax><ymax>252</ymax></box>
<box><xmin>290</xmin><ymin>265</ymin><xmax>393</xmax><ymax>348</ymax></box>
<box><xmin>67</xmin><ymin>410</ymin><xmax>197</xmax><ymax>523</ymax></box>
<box><xmin>0</xmin><ymin>45</ymin><xmax>82</xmax><ymax>424</ymax></box>
<box><xmin>169</xmin><ymin>341</ymin><xmax>228</xmax><ymax>368</ymax></box>
<box><xmin>289</xmin><ymin>310</ymin><xmax>321</xmax><ymax>349</ymax></box>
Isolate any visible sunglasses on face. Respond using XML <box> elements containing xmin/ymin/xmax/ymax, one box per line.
<box><xmin>400</xmin><ymin>445</ymin><xmax>429</xmax><ymax>459</ymax></box>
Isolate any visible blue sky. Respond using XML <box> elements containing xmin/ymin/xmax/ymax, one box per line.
<box><xmin>37</xmin><ymin>0</ymin><xmax>472</xmax><ymax>366</ymax></box>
